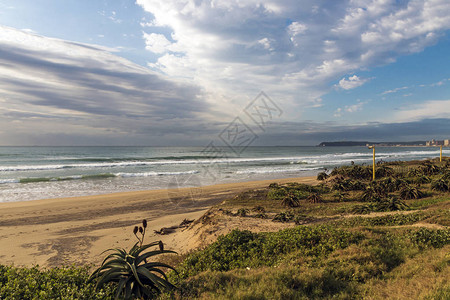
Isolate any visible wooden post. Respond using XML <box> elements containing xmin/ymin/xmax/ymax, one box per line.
<box><xmin>368</xmin><ymin>146</ymin><xmax>375</xmax><ymax>181</ymax></box>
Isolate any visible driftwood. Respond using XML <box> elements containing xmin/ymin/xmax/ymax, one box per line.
<box><xmin>154</xmin><ymin>218</ymin><xmax>194</xmax><ymax>235</ymax></box>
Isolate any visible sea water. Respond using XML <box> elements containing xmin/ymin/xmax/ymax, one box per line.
<box><xmin>0</xmin><ymin>146</ymin><xmax>447</xmax><ymax>202</ymax></box>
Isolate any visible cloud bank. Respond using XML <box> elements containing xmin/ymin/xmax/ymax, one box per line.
<box><xmin>0</xmin><ymin>26</ymin><xmax>210</xmax><ymax>145</ymax></box>
<box><xmin>138</xmin><ymin>0</ymin><xmax>450</xmax><ymax>116</ymax></box>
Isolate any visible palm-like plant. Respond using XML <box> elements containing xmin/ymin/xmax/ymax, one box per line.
<box><xmin>420</xmin><ymin>161</ymin><xmax>441</xmax><ymax>175</ymax></box>
<box><xmin>307</xmin><ymin>192</ymin><xmax>322</xmax><ymax>203</ymax></box>
<box><xmin>377</xmin><ymin>197</ymin><xmax>408</xmax><ymax>211</ymax></box>
<box><xmin>316</xmin><ymin>171</ymin><xmax>329</xmax><ymax>181</ymax></box>
<box><xmin>281</xmin><ymin>192</ymin><xmax>300</xmax><ymax>207</ymax></box>
<box><xmin>361</xmin><ymin>185</ymin><xmax>381</xmax><ymax>202</ymax></box>
<box><xmin>431</xmin><ymin>178</ymin><xmax>449</xmax><ymax>192</ymax></box>
<box><xmin>399</xmin><ymin>184</ymin><xmax>424</xmax><ymax>200</ymax></box>
<box><xmin>375</xmin><ymin>164</ymin><xmax>394</xmax><ymax>178</ymax></box>
<box><xmin>351</xmin><ymin>203</ymin><xmax>376</xmax><ymax>214</ymax></box>
<box><xmin>413</xmin><ymin>174</ymin><xmax>431</xmax><ymax>186</ymax></box>
<box><xmin>89</xmin><ymin>220</ymin><xmax>177</xmax><ymax>300</ymax></box>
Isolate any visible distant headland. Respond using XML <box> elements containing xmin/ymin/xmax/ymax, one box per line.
<box><xmin>317</xmin><ymin>141</ymin><xmax>431</xmax><ymax>147</ymax></box>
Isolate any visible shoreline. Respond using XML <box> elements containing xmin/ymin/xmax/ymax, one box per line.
<box><xmin>0</xmin><ymin>176</ymin><xmax>316</xmax><ymax>267</ymax></box>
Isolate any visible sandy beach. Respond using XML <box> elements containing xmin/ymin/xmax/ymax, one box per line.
<box><xmin>0</xmin><ymin>176</ymin><xmax>316</xmax><ymax>268</ymax></box>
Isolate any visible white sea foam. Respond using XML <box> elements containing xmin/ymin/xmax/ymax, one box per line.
<box><xmin>236</xmin><ymin>167</ymin><xmax>322</xmax><ymax>175</ymax></box>
<box><xmin>0</xmin><ymin>178</ymin><xmax>19</xmax><ymax>184</ymax></box>
<box><xmin>115</xmin><ymin>170</ymin><xmax>199</xmax><ymax>178</ymax></box>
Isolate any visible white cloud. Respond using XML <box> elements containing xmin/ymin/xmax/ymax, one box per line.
<box><xmin>394</xmin><ymin>99</ymin><xmax>450</xmax><ymax>122</ymax></box>
<box><xmin>142</xmin><ymin>32</ymin><xmax>178</xmax><ymax>54</ymax></box>
<box><xmin>345</xmin><ymin>100</ymin><xmax>366</xmax><ymax>113</ymax></box>
<box><xmin>258</xmin><ymin>37</ymin><xmax>272</xmax><ymax>50</ymax></box>
<box><xmin>137</xmin><ymin>0</ymin><xmax>450</xmax><ymax>119</ymax></box>
<box><xmin>334</xmin><ymin>100</ymin><xmax>367</xmax><ymax>117</ymax></box>
<box><xmin>0</xmin><ymin>26</ymin><xmax>209</xmax><ymax>145</ymax></box>
<box><xmin>334</xmin><ymin>107</ymin><xmax>342</xmax><ymax>117</ymax></box>
<box><xmin>382</xmin><ymin>86</ymin><xmax>409</xmax><ymax>95</ymax></box>
<box><xmin>337</xmin><ymin>75</ymin><xmax>369</xmax><ymax>90</ymax></box>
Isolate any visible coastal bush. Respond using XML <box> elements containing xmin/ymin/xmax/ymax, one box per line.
<box><xmin>89</xmin><ymin>220</ymin><xmax>177</xmax><ymax>299</ymax></box>
<box><xmin>175</xmin><ymin>226</ymin><xmax>363</xmax><ymax>279</ymax></box>
<box><xmin>267</xmin><ymin>187</ymin><xmax>287</xmax><ymax>200</ymax></box>
<box><xmin>336</xmin><ymin>212</ymin><xmax>424</xmax><ymax>227</ymax></box>
<box><xmin>0</xmin><ymin>265</ymin><xmax>114</xmax><ymax>300</ymax></box>
<box><xmin>236</xmin><ymin>208</ymin><xmax>249</xmax><ymax>217</ymax></box>
<box><xmin>251</xmin><ymin>206</ymin><xmax>265</xmax><ymax>213</ymax></box>
<box><xmin>272</xmin><ymin>211</ymin><xmax>294</xmax><ymax>222</ymax></box>
<box><xmin>369</xmin><ymin>233</ymin><xmax>409</xmax><ymax>271</ymax></box>
<box><xmin>409</xmin><ymin>228</ymin><xmax>450</xmax><ymax>249</ymax></box>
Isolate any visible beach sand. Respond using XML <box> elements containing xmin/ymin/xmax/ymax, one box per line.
<box><xmin>0</xmin><ymin>176</ymin><xmax>316</xmax><ymax>268</ymax></box>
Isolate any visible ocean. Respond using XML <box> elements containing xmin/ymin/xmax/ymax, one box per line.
<box><xmin>0</xmin><ymin>146</ymin><xmax>447</xmax><ymax>202</ymax></box>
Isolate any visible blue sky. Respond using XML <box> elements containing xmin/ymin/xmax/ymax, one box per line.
<box><xmin>0</xmin><ymin>0</ymin><xmax>449</xmax><ymax>146</ymax></box>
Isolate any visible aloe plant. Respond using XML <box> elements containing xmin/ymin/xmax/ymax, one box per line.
<box><xmin>431</xmin><ymin>178</ymin><xmax>449</xmax><ymax>192</ymax></box>
<box><xmin>377</xmin><ymin>197</ymin><xmax>408</xmax><ymax>211</ymax></box>
<box><xmin>281</xmin><ymin>192</ymin><xmax>300</xmax><ymax>207</ymax></box>
<box><xmin>89</xmin><ymin>220</ymin><xmax>177</xmax><ymax>300</ymax></box>
<box><xmin>307</xmin><ymin>192</ymin><xmax>322</xmax><ymax>203</ymax></box>
<box><xmin>399</xmin><ymin>184</ymin><xmax>424</xmax><ymax>200</ymax></box>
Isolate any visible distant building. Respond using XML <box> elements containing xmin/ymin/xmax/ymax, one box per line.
<box><xmin>426</xmin><ymin>139</ymin><xmax>447</xmax><ymax>146</ymax></box>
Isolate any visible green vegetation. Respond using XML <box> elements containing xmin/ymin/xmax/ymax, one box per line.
<box><xmin>0</xmin><ymin>265</ymin><xmax>114</xmax><ymax>299</ymax></box>
<box><xmin>1</xmin><ymin>158</ymin><xmax>449</xmax><ymax>299</ymax></box>
<box><xmin>163</xmin><ymin>158</ymin><xmax>450</xmax><ymax>299</ymax></box>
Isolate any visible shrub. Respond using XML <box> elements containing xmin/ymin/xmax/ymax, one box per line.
<box><xmin>267</xmin><ymin>187</ymin><xmax>287</xmax><ymax>200</ymax></box>
<box><xmin>176</xmin><ymin>226</ymin><xmax>363</xmax><ymax>279</ymax></box>
<box><xmin>337</xmin><ymin>213</ymin><xmax>424</xmax><ymax>227</ymax></box>
<box><xmin>409</xmin><ymin>228</ymin><xmax>450</xmax><ymax>249</ymax></box>
<box><xmin>317</xmin><ymin>171</ymin><xmax>329</xmax><ymax>181</ymax></box>
<box><xmin>369</xmin><ymin>234</ymin><xmax>408</xmax><ymax>271</ymax></box>
<box><xmin>252</xmin><ymin>206</ymin><xmax>265</xmax><ymax>213</ymax></box>
<box><xmin>0</xmin><ymin>265</ymin><xmax>114</xmax><ymax>300</ymax></box>
<box><xmin>237</xmin><ymin>208</ymin><xmax>250</xmax><ymax>217</ymax></box>
<box><xmin>272</xmin><ymin>211</ymin><xmax>294</xmax><ymax>223</ymax></box>
<box><xmin>253</xmin><ymin>213</ymin><xmax>268</xmax><ymax>219</ymax></box>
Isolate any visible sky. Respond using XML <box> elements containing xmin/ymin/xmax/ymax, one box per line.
<box><xmin>0</xmin><ymin>0</ymin><xmax>449</xmax><ymax>146</ymax></box>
